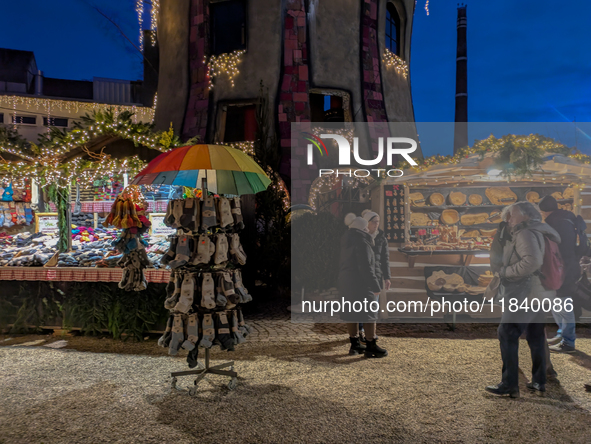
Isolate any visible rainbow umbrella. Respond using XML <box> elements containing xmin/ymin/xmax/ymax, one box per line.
<box><xmin>131</xmin><ymin>144</ymin><xmax>271</xmax><ymax>195</ymax></box>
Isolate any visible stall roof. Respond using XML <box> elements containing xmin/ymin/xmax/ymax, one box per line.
<box><xmin>386</xmin><ymin>153</ymin><xmax>591</xmax><ymax>186</ymax></box>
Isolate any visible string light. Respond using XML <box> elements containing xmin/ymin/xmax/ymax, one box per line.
<box><xmin>312</xmin><ymin>126</ymin><xmax>355</xmax><ymax>146</ymax></box>
<box><xmin>205</xmin><ymin>50</ymin><xmax>246</xmax><ymax>89</ymax></box>
<box><xmin>0</xmin><ymin>95</ymin><xmax>155</xmax><ymax>123</ymax></box>
<box><xmin>425</xmin><ymin>0</ymin><xmax>430</xmax><ymax>15</ymax></box>
<box><xmin>308</xmin><ymin>173</ymin><xmax>372</xmax><ymax>211</ymax></box>
<box><xmin>136</xmin><ymin>0</ymin><xmax>144</xmax><ymax>52</ymax></box>
<box><xmin>382</xmin><ymin>49</ymin><xmax>409</xmax><ymax>79</ymax></box>
<box><xmin>150</xmin><ymin>0</ymin><xmax>160</xmax><ymax>46</ymax></box>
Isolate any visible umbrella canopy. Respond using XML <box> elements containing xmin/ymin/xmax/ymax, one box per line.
<box><xmin>132</xmin><ymin>144</ymin><xmax>271</xmax><ymax>195</ymax></box>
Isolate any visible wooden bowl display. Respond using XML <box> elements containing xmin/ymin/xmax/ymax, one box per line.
<box><xmin>441</xmin><ymin>209</ymin><xmax>460</xmax><ymax>225</ymax></box>
<box><xmin>462</xmin><ymin>230</ymin><xmax>480</xmax><ymax>238</ymax></box>
<box><xmin>448</xmin><ymin>191</ymin><xmax>467</xmax><ymax>206</ymax></box>
<box><xmin>410</xmin><ymin>213</ymin><xmax>431</xmax><ymax>226</ymax></box>
<box><xmin>563</xmin><ymin>187</ymin><xmax>575</xmax><ymax>199</ymax></box>
<box><xmin>460</xmin><ymin>213</ymin><xmax>489</xmax><ymax>226</ymax></box>
<box><xmin>485</xmin><ymin>187</ymin><xmax>517</xmax><ymax>205</ymax></box>
<box><xmin>468</xmin><ymin>194</ymin><xmax>483</xmax><ymax>205</ymax></box>
<box><xmin>526</xmin><ymin>191</ymin><xmax>540</xmax><ymax>203</ymax></box>
<box><xmin>409</xmin><ymin>192</ymin><xmax>426</xmax><ymax>206</ymax></box>
<box><xmin>428</xmin><ymin>193</ymin><xmax>445</xmax><ymax>206</ymax></box>
<box><xmin>551</xmin><ymin>192</ymin><xmax>563</xmax><ymax>200</ymax></box>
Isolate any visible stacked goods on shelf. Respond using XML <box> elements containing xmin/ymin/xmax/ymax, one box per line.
<box><xmin>405</xmin><ymin>185</ymin><xmax>578</xmax><ymax>252</ymax></box>
<box><xmin>384</xmin><ymin>185</ymin><xmax>405</xmax><ymax>241</ymax></box>
<box><xmin>0</xmin><ymin>180</ymin><xmax>34</xmax><ymax>229</ymax></box>
<box><xmin>156</xmin><ymin>194</ymin><xmax>253</xmax><ymax>368</ymax></box>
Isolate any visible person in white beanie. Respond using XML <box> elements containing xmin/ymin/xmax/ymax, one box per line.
<box><xmin>338</xmin><ymin>213</ymin><xmax>388</xmax><ymax>358</ymax></box>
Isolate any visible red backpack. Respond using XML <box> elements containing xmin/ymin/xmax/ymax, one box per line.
<box><xmin>539</xmin><ymin>236</ymin><xmax>565</xmax><ymax>291</ymax></box>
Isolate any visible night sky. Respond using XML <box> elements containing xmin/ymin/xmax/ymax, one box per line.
<box><xmin>1</xmin><ymin>0</ymin><xmax>590</xmax><ymax>155</ymax></box>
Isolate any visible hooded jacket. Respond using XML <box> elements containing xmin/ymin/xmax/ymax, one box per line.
<box><xmin>544</xmin><ymin>209</ymin><xmax>581</xmax><ymax>286</ymax></box>
<box><xmin>371</xmin><ymin>229</ymin><xmax>391</xmax><ymax>284</ymax></box>
<box><xmin>338</xmin><ymin>228</ymin><xmax>382</xmax><ymax>295</ymax></box>
<box><xmin>501</xmin><ymin>220</ymin><xmax>561</xmax><ymax>279</ymax></box>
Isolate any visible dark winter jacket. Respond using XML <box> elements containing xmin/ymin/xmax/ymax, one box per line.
<box><xmin>371</xmin><ymin>229</ymin><xmax>391</xmax><ymax>286</ymax></box>
<box><xmin>338</xmin><ymin>228</ymin><xmax>382</xmax><ymax>322</ymax></box>
<box><xmin>544</xmin><ymin>209</ymin><xmax>581</xmax><ymax>287</ymax></box>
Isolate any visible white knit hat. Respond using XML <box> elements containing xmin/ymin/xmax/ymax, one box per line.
<box><xmin>362</xmin><ymin>211</ymin><xmax>379</xmax><ymax>222</ymax></box>
<box><xmin>348</xmin><ymin>216</ymin><xmax>368</xmax><ymax>231</ymax></box>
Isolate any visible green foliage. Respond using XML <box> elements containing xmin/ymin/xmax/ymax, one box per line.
<box><xmin>46</xmin><ymin>184</ymin><xmax>70</xmax><ymax>252</ymax></box>
<box><xmin>5</xmin><ymin>281</ymin><xmax>168</xmax><ymax>340</ymax></box>
<box><xmin>291</xmin><ymin>212</ymin><xmax>346</xmax><ymax>291</ymax></box>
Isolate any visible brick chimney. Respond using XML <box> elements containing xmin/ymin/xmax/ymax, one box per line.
<box><xmin>453</xmin><ymin>4</ymin><xmax>468</xmax><ymax>154</ymax></box>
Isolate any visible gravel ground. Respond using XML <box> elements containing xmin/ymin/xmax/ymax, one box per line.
<box><xmin>1</xmin><ymin>328</ymin><xmax>591</xmax><ymax>444</ymax></box>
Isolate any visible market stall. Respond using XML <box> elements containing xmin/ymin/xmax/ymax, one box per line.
<box><xmin>370</xmin><ymin>153</ymin><xmax>591</xmax><ymax>320</ymax></box>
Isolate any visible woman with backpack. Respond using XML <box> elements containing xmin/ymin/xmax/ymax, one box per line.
<box><xmin>485</xmin><ymin>202</ymin><xmax>561</xmax><ymax>398</ymax></box>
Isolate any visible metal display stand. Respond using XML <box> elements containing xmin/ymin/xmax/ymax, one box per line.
<box><xmin>170</xmin><ymin>348</ymin><xmax>238</xmax><ymax>394</ymax></box>
<box><xmin>169</xmin><ymin>178</ymin><xmax>238</xmax><ymax>395</ymax></box>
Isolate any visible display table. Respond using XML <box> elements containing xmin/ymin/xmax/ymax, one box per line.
<box><xmin>398</xmin><ymin>248</ymin><xmax>490</xmax><ymax>268</ymax></box>
<box><xmin>47</xmin><ymin>201</ymin><xmax>169</xmax><ymax>213</ymax></box>
<box><xmin>0</xmin><ymin>267</ymin><xmax>170</xmax><ymax>283</ymax></box>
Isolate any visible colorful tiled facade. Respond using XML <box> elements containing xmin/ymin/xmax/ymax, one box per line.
<box><xmin>360</xmin><ymin>0</ymin><xmax>390</xmax><ymax>156</ymax></box>
<box><xmin>183</xmin><ymin>0</ymin><xmax>211</xmax><ymax>141</ymax></box>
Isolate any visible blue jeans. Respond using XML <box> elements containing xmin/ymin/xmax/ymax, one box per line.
<box><xmin>552</xmin><ymin>308</ymin><xmax>576</xmax><ymax>347</ymax></box>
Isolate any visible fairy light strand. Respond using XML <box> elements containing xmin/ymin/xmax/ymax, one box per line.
<box><xmin>205</xmin><ymin>50</ymin><xmax>246</xmax><ymax>89</ymax></box>
<box><xmin>383</xmin><ymin>49</ymin><xmax>409</xmax><ymax>79</ymax></box>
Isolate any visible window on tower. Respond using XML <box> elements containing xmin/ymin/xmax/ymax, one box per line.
<box><xmin>211</xmin><ymin>0</ymin><xmax>247</xmax><ymax>56</ymax></box>
<box><xmin>386</xmin><ymin>3</ymin><xmax>401</xmax><ymax>56</ymax></box>
<box><xmin>309</xmin><ymin>90</ymin><xmax>352</xmax><ymax>124</ymax></box>
<box><xmin>216</xmin><ymin>102</ymin><xmax>258</xmax><ymax>143</ymax></box>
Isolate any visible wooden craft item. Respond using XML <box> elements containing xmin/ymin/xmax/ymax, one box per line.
<box><xmin>468</xmin><ymin>194</ymin><xmax>483</xmax><ymax>206</ymax></box>
<box><xmin>440</xmin><ymin>209</ymin><xmax>459</xmax><ymax>225</ymax></box>
<box><xmin>526</xmin><ymin>191</ymin><xmax>540</xmax><ymax>203</ymax></box>
<box><xmin>428</xmin><ymin>193</ymin><xmax>445</xmax><ymax>206</ymax></box>
<box><xmin>410</xmin><ymin>213</ymin><xmax>431</xmax><ymax>226</ymax></box>
<box><xmin>409</xmin><ymin>192</ymin><xmax>426</xmax><ymax>206</ymax></box>
<box><xmin>485</xmin><ymin>187</ymin><xmax>517</xmax><ymax>205</ymax></box>
<box><xmin>448</xmin><ymin>191</ymin><xmax>467</xmax><ymax>206</ymax></box>
<box><xmin>551</xmin><ymin>192</ymin><xmax>563</xmax><ymax>200</ymax></box>
<box><xmin>480</xmin><ymin>228</ymin><xmax>498</xmax><ymax>237</ymax></box>
<box><xmin>460</xmin><ymin>213</ymin><xmax>489</xmax><ymax>226</ymax></box>
<box><xmin>462</xmin><ymin>230</ymin><xmax>480</xmax><ymax>238</ymax></box>
<box><xmin>487</xmin><ymin>212</ymin><xmax>503</xmax><ymax>224</ymax></box>
<box><xmin>563</xmin><ymin>187</ymin><xmax>575</xmax><ymax>199</ymax></box>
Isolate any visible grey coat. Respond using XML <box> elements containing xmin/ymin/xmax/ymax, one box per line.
<box><xmin>500</xmin><ymin>220</ymin><xmax>560</xmax><ymax>322</ymax></box>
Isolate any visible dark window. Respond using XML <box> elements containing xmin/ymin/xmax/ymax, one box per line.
<box><xmin>310</xmin><ymin>93</ymin><xmax>345</xmax><ymax>123</ymax></box>
<box><xmin>211</xmin><ymin>0</ymin><xmax>247</xmax><ymax>56</ymax></box>
<box><xmin>0</xmin><ymin>114</ymin><xmax>3</xmax><ymax>124</ymax></box>
<box><xmin>12</xmin><ymin>115</ymin><xmax>36</xmax><ymax>125</ymax></box>
<box><xmin>223</xmin><ymin>104</ymin><xmax>257</xmax><ymax>143</ymax></box>
<box><xmin>386</xmin><ymin>3</ymin><xmax>400</xmax><ymax>56</ymax></box>
<box><xmin>43</xmin><ymin>117</ymin><xmax>68</xmax><ymax>127</ymax></box>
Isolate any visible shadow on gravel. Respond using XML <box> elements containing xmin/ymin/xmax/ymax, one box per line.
<box><xmin>154</xmin><ymin>382</ymin><xmax>422</xmax><ymax>444</ymax></box>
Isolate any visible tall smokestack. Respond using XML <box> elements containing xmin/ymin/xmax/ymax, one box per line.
<box><xmin>453</xmin><ymin>4</ymin><xmax>468</xmax><ymax>154</ymax></box>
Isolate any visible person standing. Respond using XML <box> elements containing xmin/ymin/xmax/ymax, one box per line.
<box><xmin>485</xmin><ymin>202</ymin><xmax>560</xmax><ymax>397</ymax></box>
<box><xmin>339</xmin><ymin>214</ymin><xmax>388</xmax><ymax>358</ymax></box>
<box><xmin>356</xmin><ymin>210</ymin><xmax>392</xmax><ymax>342</ymax></box>
<box><xmin>538</xmin><ymin>195</ymin><xmax>578</xmax><ymax>353</ymax></box>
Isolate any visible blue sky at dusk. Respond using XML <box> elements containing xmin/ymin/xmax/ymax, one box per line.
<box><xmin>1</xmin><ymin>0</ymin><xmax>590</xmax><ymax>155</ymax></box>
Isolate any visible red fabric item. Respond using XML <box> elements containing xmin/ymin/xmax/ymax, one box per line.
<box><xmin>541</xmin><ymin>237</ymin><xmax>565</xmax><ymax>291</ymax></box>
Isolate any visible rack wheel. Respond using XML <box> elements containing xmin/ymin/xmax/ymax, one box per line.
<box><xmin>171</xmin><ymin>377</ymin><xmax>178</xmax><ymax>390</ymax></box>
<box><xmin>188</xmin><ymin>387</ymin><xmax>197</xmax><ymax>397</ymax></box>
<box><xmin>228</xmin><ymin>377</ymin><xmax>237</xmax><ymax>391</ymax></box>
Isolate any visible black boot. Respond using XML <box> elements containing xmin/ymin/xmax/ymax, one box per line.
<box><xmin>485</xmin><ymin>383</ymin><xmax>520</xmax><ymax>398</ymax></box>
<box><xmin>359</xmin><ymin>329</ymin><xmax>366</xmax><ymax>344</ymax></box>
<box><xmin>349</xmin><ymin>337</ymin><xmax>366</xmax><ymax>355</ymax></box>
<box><xmin>364</xmin><ymin>338</ymin><xmax>388</xmax><ymax>358</ymax></box>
